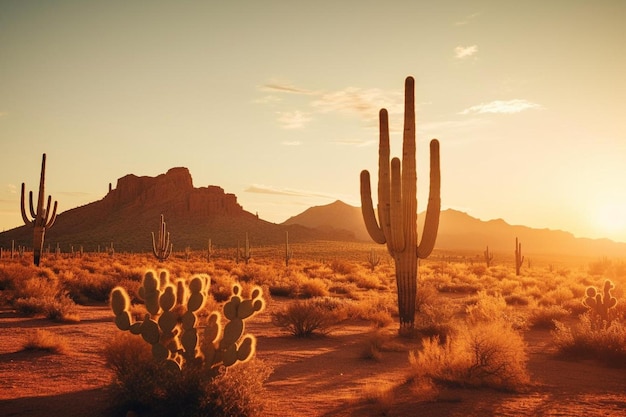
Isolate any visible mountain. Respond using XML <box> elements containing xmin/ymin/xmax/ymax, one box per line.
<box><xmin>282</xmin><ymin>200</ymin><xmax>368</xmax><ymax>241</ymax></box>
<box><xmin>283</xmin><ymin>201</ymin><xmax>626</xmax><ymax>258</ymax></box>
<box><xmin>0</xmin><ymin>168</ymin><xmax>353</xmax><ymax>253</ymax></box>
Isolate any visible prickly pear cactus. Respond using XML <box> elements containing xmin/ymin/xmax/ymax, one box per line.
<box><xmin>583</xmin><ymin>279</ymin><xmax>618</xmax><ymax>322</ymax></box>
<box><xmin>110</xmin><ymin>269</ymin><xmax>265</xmax><ymax>375</ymax></box>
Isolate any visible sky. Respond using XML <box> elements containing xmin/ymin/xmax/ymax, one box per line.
<box><xmin>1</xmin><ymin>0</ymin><xmax>626</xmax><ymax>243</ymax></box>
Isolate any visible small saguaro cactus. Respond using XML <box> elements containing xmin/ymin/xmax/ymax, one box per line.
<box><xmin>152</xmin><ymin>214</ymin><xmax>173</xmax><ymax>261</ymax></box>
<box><xmin>583</xmin><ymin>279</ymin><xmax>618</xmax><ymax>322</ymax></box>
<box><xmin>110</xmin><ymin>269</ymin><xmax>265</xmax><ymax>375</ymax></box>
<box><xmin>285</xmin><ymin>231</ymin><xmax>293</xmax><ymax>267</ymax></box>
<box><xmin>20</xmin><ymin>153</ymin><xmax>58</xmax><ymax>266</ymax></box>
<box><xmin>207</xmin><ymin>238</ymin><xmax>214</xmax><ymax>262</ymax></box>
<box><xmin>360</xmin><ymin>76</ymin><xmax>441</xmax><ymax>330</ymax></box>
<box><xmin>514</xmin><ymin>237</ymin><xmax>524</xmax><ymax>276</ymax></box>
<box><xmin>240</xmin><ymin>233</ymin><xmax>252</xmax><ymax>264</ymax></box>
<box><xmin>484</xmin><ymin>246</ymin><xmax>494</xmax><ymax>267</ymax></box>
<box><xmin>367</xmin><ymin>248</ymin><xmax>381</xmax><ymax>272</ymax></box>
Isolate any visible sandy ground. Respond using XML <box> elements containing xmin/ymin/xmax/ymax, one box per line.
<box><xmin>1</xmin><ymin>303</ymin><xmax>626</xmax><ymax>417</ymax></box>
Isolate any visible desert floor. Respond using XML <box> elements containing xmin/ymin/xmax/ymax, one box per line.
<box><xmin>1</xmin><ymin>298</ymin><xmax>626</xmax><ymax>417</ymax></box>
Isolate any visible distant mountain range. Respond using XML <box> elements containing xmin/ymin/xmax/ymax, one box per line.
<box><xmin>2</xmin><ymin>167</ymin><xmax>625</xmax><ymax>258</ymax></box>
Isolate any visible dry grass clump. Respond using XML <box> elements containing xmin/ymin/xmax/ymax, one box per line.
<box><xmin>360</xmin><ymin>329</ymin><xmax>406</xmax><ymax>361</ymax></box>
<box><xmin>271</xmin><ymin>297</ymin><xmax>348</xmax><ymax>337</ymax></box>
<box><xmin>552</xmin><ymin>313</ymin><xmax>626</xmax><ymax>367</ymax></box>
<box><xmin>525</xmin><ymin>303</ymin><xmax>571</xmax><ymax>330</ymax></box>
<box><xmin>22</xmin><ymin>329</ymin><xmax>68</xmax><ymax>353</ymax></box>
<box><xmin>409</xmin><ymin>320</ymin><xmax>529</xmax><ymax>392</ymax></box>
<box><xmin>104</xmin><ymin>332</ymin><xmax>271</xmax><ymax>417</ymax></box>
<box><xmin>299</xmin><ymin>277</ymin><xmax>330</xmax><ymax>298</ymax></box>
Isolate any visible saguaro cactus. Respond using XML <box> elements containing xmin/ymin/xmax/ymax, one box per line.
<box><xmin>360</xmin><ymin>76</ymin><xmax>441</xmax><ymax>329</ymax></box>
<box><xmin>152</xmin><ymin>214</ymin><xmax>172</xmax><ymax>261</ymax></box>
<box><xmin>484</xmin><ymin>246</ymin><xmax>494</xmax><ymax>267</ymax></box>
<box><xmin>21</xmin><ymin>153</ymin><xmax>58</xmax><ymax>266</ymax></box>
<box><xmin>514</xmin><ymin>237</ymin><xmax>524</xmax><ymax>276</ymax></box>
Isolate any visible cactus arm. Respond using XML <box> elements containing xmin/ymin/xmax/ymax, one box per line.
<box><xmin>20</xmin><ymin>183</ymin><xmax>32</xmax><ymax>225</ymax></box>
<box><xmin>377</xmin><ymin>109</ymin><xmax>393</xmax><ymax>243</ymax></box>
<box><xmin>46</xmin><ymin>198</ymin><xmax>58</xmax><ymax>228</ymax></box>
<box><xmin>417</xmin><ymin>139</ymin><xmax>441</xmax><ymax>258</ymax></box>
<box><xmin>389</xmin><ymin>157</ymin><xmax>405</xmax><ymax>252</ymax></box>
<box><xmin>360</xmin><ymin>170</ymin><xmax>386</xmax><ymax>244</ymax></box>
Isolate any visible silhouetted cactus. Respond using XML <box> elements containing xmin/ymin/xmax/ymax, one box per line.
<box><xmin>111</xmin><ymin>269</ymin><xmax>264</xmax><ymax>375</ymax></box>
<box><xmin>583</xmin><ymin>279</ymin><xmax>617</xmax><ymax>322</ymax></box>
<box><xmin>367</xmin><ymin>248</ymin><xmax>381</xmax><ymax>272</ymax></box>
<box><xmin>360</xmin><ymin>76</ymin><xmax>441</xmax><ymax>329</ymax></box>
<box><xmin>285</xmin><ymin>231</ymin><xmax>293</xmax><ymax>267</ymax></box>
<box><xmin>514</xmin><ymin>237</ymin><xmax>524</xmax><ymax>276</ymax></box>
<box><xmin>20</xmin><ymin>153</ymin><xmax>58</xmax><ymax>266</ymax></box>
<box><xmin>484</xmin><ymin>246</ymin><xmax>494</xmax><ymax>267</ymax></box>
<box><xmin>152</xmin><ymin>214</ymin><xmax>172</xmax><ymax>261</ymax></box>
<box><xmin>240</xmin><ymin>233</ymin><xmax>252</xmax><ymax>264</ymax></box>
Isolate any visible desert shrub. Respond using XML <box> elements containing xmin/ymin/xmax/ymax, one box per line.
<box><xmin>552</xmin><ymin>313</ymin><xmax>626</xmax><ymax>366</ymax></box>
<box><xmin>104</xmin><ymin>332</ymin><xmax>271</xmax><ymax>417</ymax></box>
<box><xmin>328</xmin><ymin>259</ymin><xmax>356</xmax><ymax>275</ymax></box>
<box><xmin>414</xmin><ymin>299</ymin><xmax>457</xmax><ymax>343</ymax></box>
<box><xmin>271</xmin><ymin>297</ymin><xmax>347</xmax><ymax>337</ymax></box>
<box><xmin>14</xmin><ymin>293</ymin><xmax>80</xmax><ymax>322</ymax></box>
<box><xmin>299</xmin><ymin>278</ymin><xmax>329</xmax><ymax>298</ymax></box>
<box><xmin>409</xmin><ymin>320</ymin><xmax>529</xmax><ymax>392</ymax></box>
<box><xmin>361</xmin><ymin>330</ymin><xmax>406</xmax><ymax>361</ymax></box>
<box><xmin>526</xmin><ymin>304</ymin><xmax>570</xmax><ymax>329</ymax></box>
<box><xmin>22</xmin><ymin>329</ymin><xmax>68</xmax><ymax>353</ymax></box>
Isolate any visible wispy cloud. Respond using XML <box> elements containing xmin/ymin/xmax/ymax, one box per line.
<box><xmin>454</xmin><ymin>45</ymin><xmax>478</xmax><ymax>59</ymax></box>
<box><xmin>455</xmin><ymin>12</ymin><xmax>481</xmax><ymax>26</ymax></box>
<box><xmin>6</xmin><ymin>184</ymin><xmax>16</xmax><ymax>194</ymax></box>
<box><xmin>258</xmin><ymin>81</ymin><xmax>404</xmax><ymax>129</ymax></box>
<box><xmin>261</xmin><ymin>82</ymin><xmax>317</xmax><ymax>95</ymax></box>
<box><xmin>281</xmin><ymin>140</ymin><xmax>301</xmax><ymax>146</ymax></box>
<box><xmin>332</xmin><ymin>138</ymin><xmax>376</xmax><ymax>147</ymax></box>
<box><xmin>276</xmin><ymin>111</ymin><xmax>312</xmax><ymax>129</ymax></box>
<box><xmin>245</xmin><ymin>184</ymin><xmax>335</xmax><ymax>199</ymax></box>
<box><xmin>311</xmin><ymin>88</ymin><xmax>402</xmax><ymax>122</ymax></box>
<box><xmin>459</xmin><ymin>99</ymin><xmax>542</xmax><ymax>115</ymax></box>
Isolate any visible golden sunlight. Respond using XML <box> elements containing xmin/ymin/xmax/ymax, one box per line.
<box><xmin>593</xmin><ymin>203</ymin><xmax>626</xmax><ymax>237</ymax></box>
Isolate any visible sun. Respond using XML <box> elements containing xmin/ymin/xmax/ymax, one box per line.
<box><xmin>593</xmin><ymin>203</ymin><xmax>626</xmax><ymax>238</ymax></box>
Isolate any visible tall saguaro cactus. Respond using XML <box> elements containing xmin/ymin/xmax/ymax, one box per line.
<box><xmin>360</xmin><ymin>77</ymin><xmax>441</xmax><ymax>329</ymax></box>
<box><xmin>21</xmin><ymin>154</ymin><xmax>58</xmax><ymax>266</ymax></box>
<box><xmin>514</xmin><ymin>237</ymin><xmax>524</xmax><ymax>276</ymax></box>
<box><xmin>152</xmin><ymin>214</ymin><xmax>172</xmax><ymax>261</ymax></box>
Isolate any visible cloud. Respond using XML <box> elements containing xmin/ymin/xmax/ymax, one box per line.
<box><xmin>459</xmin><ymin>99</ymin><xmax>542</xmax><ymax>115</ymax></box>
<box><xmin>258</xmin><ymin>81</ymin><xmax>404</xmax><ymax>128</ymax></box>
<box><xmin>7</xmin><ymin>184</ymin><xmax>17</xmax><ymax>194</ymax></box>
<box><xmin>281</xmin><ymin>140</ymin><xmax>301</xmax><ymax>146</ymax></box>
<box><xmin>276</xmin><ymin>111</ymin><xmax>312</xmax><ymax>129</ymax></box>
<box><xmin>261</xmin><ymin>82</ymin><xmax>317</xmax><ymax>95</ymax></box>
<box><xmin>454</xmin><ymin>45</ymin><xmax>478</xmax><ymax>59</ymax></box>
<box><xmin>332</xmin><ymin>138</ymin><xmax>376</xmax><ymax>147</ymax></box>
<box><xmin>245</xmin><ymin>184</ymin><xmax>335</xmax><ymax>199</ymax></box>
<box><xmin>455</xmin><ymin>12</ymin><xmax>481</xmax><ymax>26</ymax></box>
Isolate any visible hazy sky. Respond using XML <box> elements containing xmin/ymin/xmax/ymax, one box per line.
<box><xmin>2</xmin><ymin>0</ymin><xmax>626</xmax><ymax>243</ymax></box>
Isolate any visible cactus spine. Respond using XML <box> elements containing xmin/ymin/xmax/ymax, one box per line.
<box><xmin>20</xmin><ymin>153</ymin><xmax>58</xmax><ymax>266</ymax></box>
<box><xmin>514</xmin><ymin>237</ymin><xmax>524</xmax><ymax>276</ymax></box>
<box><xmin>152</xmin><ymin>214</ymin><xmax>172</xmax><ymax>261</ymax></box>
<box><xmin>360</xmin><ymin>77</ymin><xmax>441</xmax><ymax>329</ymax></box>
<box><xmin>110</xmin><ymin>269</ymin><xmax>264</xmax><ymax>375</ymax></box>
<box><xmin>484</xmin><ymin>246</ymin><xmax>494</xmax><ymax>267</ymax></box>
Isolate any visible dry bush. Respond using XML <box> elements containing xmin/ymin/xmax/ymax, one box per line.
<box><xmin>14</xmin><ymin>293</ymin><xmax>80</xmax><ymax>322</ymax></box>
<box><xmin>22</xmin><ymin>329</ymin><xmax>68</xmax><ymax>354</ymax></box>
<box><xmin>526</xmin><ymin>304</ymin><xmax>571</xmax><ymax>330</ymax></box>
<box><xmin>552</xmin><ymin>313</ymin><xmax>626</xmax><ymax>367</ymax></box>
<box><xmin>328</xmin><ymin>259</ymin><xmax>356</xmax><ymax>275</ymax></box>
<box><xmin>409</xmin><ymin>320</ymin><xmax>529</xmax><ymax>392</ymax></box>
<box><xmin>104</xmin><ymin>332</ymin><xmax>271</xmax><ymax>417</ymax></box>
<box><xmin>414</xmin><ymin>298</ymin><xmax>458</xmax><ymax>343</ymax></box>
<box><xmin>299</xmin><ymin>277</ymin><xmax>329</xmax><ymax>298</ymax></box>
<box><xmin>361</xmin><ymin>381</ymin><xmax>396</xmax><ymax>413</ymax></box>
<box><xmin>271</xmin><ymin>297</ymin><xmax>348</xmax><ymax>337</ymax></box>
<box><xmin>361</xmin><ymin>330</ymin><xmax>406</xmax><ymax>361</ymax></box>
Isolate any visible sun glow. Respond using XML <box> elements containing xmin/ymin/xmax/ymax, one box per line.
<box><xmin>593</xmin><ymin>203</ymin><xmax>626</xmax><ymax>239</ymax></box>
